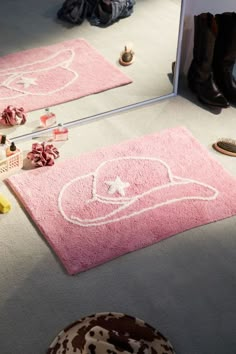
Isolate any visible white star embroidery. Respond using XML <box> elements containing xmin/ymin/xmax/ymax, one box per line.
<box><xmin>105</xmin><ymin>176</ymin><xmax>130</xmax><ymax>196</ymax></box>
<box><xmin>16</xmin><ymin>77</ymin><xmax>38</xmax><ymax>89</ymax></box>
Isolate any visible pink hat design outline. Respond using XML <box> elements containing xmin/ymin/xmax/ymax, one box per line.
<box><xmin>0</xmin><ymin>49</ymin><xmax>78</xmax><ymax>99</ymax></box>
<box><xmin>58</xmin><ymin>156</ymin><xmax>219</xmax><ymax>227</ymax></box>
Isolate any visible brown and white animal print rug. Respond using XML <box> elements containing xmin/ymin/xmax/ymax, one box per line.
<box><xmin>47</xmin><ymin>312</ymin><xmax>175</xmax><ymax>354</ymax></box>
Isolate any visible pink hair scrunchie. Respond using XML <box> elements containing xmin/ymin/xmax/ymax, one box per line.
<box><xmin>0</xmin><ymin>105</ymin><xmax>27</xmax><ymax>126</ymax></box>
<box><xmin>27</xmin><ymin>142</ymin><xmax>59</xmax><ymax>168</ymax></box>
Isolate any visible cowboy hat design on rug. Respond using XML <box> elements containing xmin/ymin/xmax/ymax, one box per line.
<box><xmin>7</xmin><ymin>126</ymin><xmax>236</xmax><ymax>274</ymax></box>
<box><xmin>58</xmin><ymin>156</ymin><xmax>219</xmax><ymax>227</ymax></box>
<box><xmin>0</xmin><ymin>49</ymin><xmax>78</xmax><ymax>100</ymax></box>
<box><xmin>0</xmin><ymin>39</ymin><xmax>132</xmax><ymax>112</ymax></box>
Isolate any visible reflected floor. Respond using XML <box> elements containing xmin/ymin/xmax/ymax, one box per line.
<box><xmin>0</xmin><ymin>0</ymin><xmax>181</xmax><ymax>141</ymax></box>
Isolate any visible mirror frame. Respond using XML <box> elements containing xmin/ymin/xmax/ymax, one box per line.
<box><xmin>11</xmin><ymin>0</ymin><xmax>186</xmax><ymax>144</ymax></box>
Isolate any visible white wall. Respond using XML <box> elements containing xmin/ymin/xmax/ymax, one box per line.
<box><xmin>184</xmin><ymin>0</ymin><xmax>236</xmax><ymax>16</ymax></box>
<box><xmin>180</xmin><ymin>0</ymin><xmax>236</xmax><ymax>75</ymax></box>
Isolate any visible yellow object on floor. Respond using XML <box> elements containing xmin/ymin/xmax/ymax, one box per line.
<box><xmin>0</xmin><ymin>194</ymin><xmax>11</xmax><ymax>213</ymax></box>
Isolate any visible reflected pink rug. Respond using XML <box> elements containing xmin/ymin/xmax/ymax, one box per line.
<box><xmin>7</xmin><ymin>127</ymin><xmax>236</xmax><ymax>275</ymax></box>
<box><xmin>0</xmin><ymin>39</ymin><xmax>132</xmax><ymax>112</ymax></box>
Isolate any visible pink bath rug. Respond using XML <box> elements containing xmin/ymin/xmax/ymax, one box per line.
<box><xmin>0</xmin><ymin>39</ymin><xmax>132</xmax><ymax>112</ymax></box>
<box><xmin>6</xmin><ymin>127</ymin><xmax>236</xmax><ymax>275</ymax></box>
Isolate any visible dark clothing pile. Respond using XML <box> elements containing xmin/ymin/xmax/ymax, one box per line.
<box><xmin>57</xmin><ymin>0</ymin><xmax>136</xmax><ymax>27</ymax></box>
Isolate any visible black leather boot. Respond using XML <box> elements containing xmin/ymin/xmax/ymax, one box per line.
<box><xmin>187</xmin><ymin>13</ymin><xmax>229</xmax><ymax>108</ymax></box>
<box><xmin>213</xmin><ymin>13</ymin><xmax>236</xmax><ymax>105</ymax></box>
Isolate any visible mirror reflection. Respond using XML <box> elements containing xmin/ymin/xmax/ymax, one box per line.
<box><xmin>0</xmin><ymin>0</ymin><xmax>181</xmax><ymax>142</ymax></box>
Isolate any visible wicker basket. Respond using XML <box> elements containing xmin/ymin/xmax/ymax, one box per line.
<box><xmin>0</xmin><ymin>148</ymin><xmax>23</xmax><ymax>178</ymax></box>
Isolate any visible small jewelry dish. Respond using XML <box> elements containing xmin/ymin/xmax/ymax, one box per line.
<box><xmin>119</xmin><ymin>45</ymin><xmax>135</xmax><ymax>66</ymax></box>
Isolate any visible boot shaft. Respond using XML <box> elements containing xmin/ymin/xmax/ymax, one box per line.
<box><xmin>190</xmin><ymin>13</ymin><xmax>217</xmax><ymax>82</ymax></box>
<box><xmin>214</xmin><ymin>12</ymin><xmax>236</xmax><ymax>65</ymax></box>
<box><xmin>187</xmin><ymin>13</ymin><xmax>230</xmax><ymax>108</ymax></box>
<box><xmin>213</xmin><ymin>13</ymin><xmax>236</xmax><ymax>103</ymax></box>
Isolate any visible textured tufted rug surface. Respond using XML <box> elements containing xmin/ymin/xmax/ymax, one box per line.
<box><xmin>0</xmin><ymin>39</ymin><xmax>132</xmax><ymax>112</ymax></box>
<box><xmin>6</xmin><ymin>127</ymin><xmax>236</xmax><ymax>274</ymax></box>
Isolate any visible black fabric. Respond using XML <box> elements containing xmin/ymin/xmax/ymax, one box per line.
<box><xmin>57</xmin><ymin>0</ymin><xmax>135</xmax><ymax>27</ymax></box>
<box><xmin>57</xmin><ymin>0</ymin><xmax>97</xmax><ymax>25</ymax></box>
<box><xmin>89</xmin><ymin>0</ymin><xmax>135</xmax><ymax>26</ymax></box>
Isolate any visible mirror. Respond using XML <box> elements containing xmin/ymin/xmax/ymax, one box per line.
<box><xmin>0</xmin><ymin>0</ymin><xmax>182</xmax><ymax>143</ymax></box>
